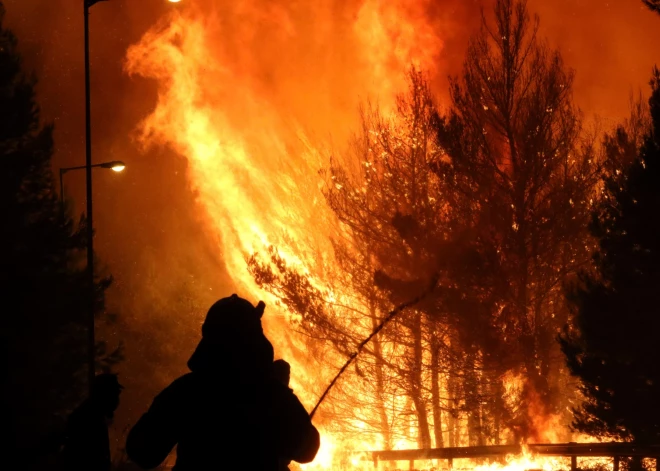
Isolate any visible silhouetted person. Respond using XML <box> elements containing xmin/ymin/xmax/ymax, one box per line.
<box><xmin>126</xmin><ymin>294</ymin><xmax>320</xmax><ymax>470</ymax></box>
<box><xmin>272</xmin><ymin>359</ymin><xmax>294</xmax><ymax>471</ymax></box>
<box><xmin>272</xmin><ymin>359</ymin><xmax>291</xmax><ymax>389</ymax></box>
<box><xmin>60</xmin><ymin>373</ymin><xmax>123</xmax><ymax>471</ymax></box>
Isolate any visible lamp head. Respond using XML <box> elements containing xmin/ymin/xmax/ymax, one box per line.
<box><xmin>100</xmin><ymin>161</ymin><xmax>126</xmax><ymax>172</ymax></box>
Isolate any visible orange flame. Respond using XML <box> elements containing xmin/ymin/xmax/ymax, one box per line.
<box><xmin>474</xmin><ymin>446</ymin><xmax>569</xmax><ymax>471</ymax></box>
<box><xmin>124</xmin><ymin>2</ymin><xmax>586</xmax><ymax>469</ymax></box>
<box><xmin>125</xmin><ymin>2</ymin><xmax>443</xmax><ymax>468</ymax></box>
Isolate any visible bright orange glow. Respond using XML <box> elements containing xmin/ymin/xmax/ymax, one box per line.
<box><xmin>123</xmin><ymin>2</ymin><xmax>608</xmax><ymax>469</ymax></box>
<box><xmin>473</xmin><ymin>446</ymin><xmax>571</xmax><ymax>471</ymax></box>
<box><xmin>125</xmin><ymin>4</ymin><xmax>442</xmax><ymax>466</ymax></box>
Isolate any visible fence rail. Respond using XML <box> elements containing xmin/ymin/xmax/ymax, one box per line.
<box><xmin>369</xmin><ymin>442</ymin><xmax>660</xmax><ymax>470</ymax></box>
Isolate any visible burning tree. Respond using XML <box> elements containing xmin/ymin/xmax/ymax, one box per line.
<box><xmin>250</xmin><ymin>69</ymin><xmax>516</xmax><ymax>449</ymax></box>
<box><xmin>250</xmin><ymin>0</ymin><xmax>604</xmax><ymax>450</ymax></box>
<box><xmin>560</xmin><ymin>69</ymin><xmax>660</xmax><ymax>444</ymax></box>
<box><xmin>249</xmin><ymin>70</ymin><xmax>450</xmax><ymax>449</ymax></box>
<box><xmin>432</xmin><ymin>0</ymin><xmax>599</xmax><ymax>441</ymax></box>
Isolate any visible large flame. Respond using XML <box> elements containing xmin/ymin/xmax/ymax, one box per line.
<box><xmin>124</xmin><ymin>0</ymin><xmax>443</xmax><ymax>304</ymax></box>
<box><xmin>125</xmin><ymin>1</ymin><xmax>442</xmax><ymax>468</ymax></box>
<box><xmin>124</xmin><ymin>1</ymin><xmax>599</xmax><ymax>469</ymax></box>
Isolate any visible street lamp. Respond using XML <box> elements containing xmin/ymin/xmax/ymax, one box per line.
<box><xmin>83</xmin><ymin>0</ymin><xmax>181</xmax><ymax>393</ymax></box>
<box><xmin>83</xmin><ymin>0</ymin><xmax>109</xmax><ymax>394</ymax></box>
<box><xmin>101</xmin><ymin>160</ymin><xmax>126</xmax><ymax>172</ymax></box>
<box><xmin>59</xmin><ymin>160</ymin><xmax>126</xmax><ymax>209</ymax></box>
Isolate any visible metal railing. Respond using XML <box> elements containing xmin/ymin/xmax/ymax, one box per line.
<box><xmin>369</xmin><ymin>442</ymin><xmax>660</xmax><ymax>470</ymax></box>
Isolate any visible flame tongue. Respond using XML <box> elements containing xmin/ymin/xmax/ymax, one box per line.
<box><xmin>124</xmin><ymin>1</ymin><xmax>442</xmax><ymax>361</ymax></box>
<box><xmin>123</xmin><ymin>2</ymin><xmax>585</xmax><ymax>469</ymax></box>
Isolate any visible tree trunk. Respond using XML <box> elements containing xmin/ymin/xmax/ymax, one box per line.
<box><xmin>447</xmin><ymin>369</ymin><xmax>458</xmax><ymax>447</ymax></box>
<box><xmin>410</xmin><ymin>312</ymin><xmax>432</xmax><ymax>448</ymax></box>
<box><xmin>527</xmin><ymin>294</ymin><xmax>552</xmax><ymax>441</ymax></box>
<box><xmin>371</xmin><ymin>305</ymin><xmax>392</xmax><ymax>449</ymax></box>
<box><xmin>517</xmin><ymin>221</ymin><xmax>534</xmax><ymax>441</ymax></box>
<box><xmin>492</xmin><ymin>378</ymin><xmax>506</xmax><ymax>445</ymax></box>
<box><xmin>465</xmin><ymin>351</ymin><xmax>484</xmax><ymax>446</ymax></box>
<box><xmin>431</xmin><ymin>336</ymin><xmax>444</xmax><ymax>448</ymax></box>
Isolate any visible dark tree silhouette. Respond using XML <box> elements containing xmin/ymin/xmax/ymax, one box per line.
<box><xmin>643</xmin><ymin>1</ymin><xmax>660</xmax><ymax>15</ymax></box>
<box><xmin>560</xmin><ymin>69</ymin><xmax>660</xmax><ymax>444</ymax></box>
<box><xmin>433</xmin><ymin>0</ymin><xmax>598</xmax><ymax>440</ymax></box>
<box><xmin>0</xmin><ymin>3</ymin><xmax>115</xmax><ymax>463</ymax></box>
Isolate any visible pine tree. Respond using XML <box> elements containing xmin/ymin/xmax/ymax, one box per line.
<box><xmin>433</xmin><ymin>0</ymin><xmax>598</xmax><ymax>440</ymax></box>
<box><xmin>248</xmin><ymin>71</ymin><xmax>447</xmax><ymax>449</ymax></box>
<box><xmin>560</xmin><ymin>69</ymin><xmax>660</xmax><ymax>443</ymax></box>
<box><xmin>643</xmin><ymin>1</ymin><xmax>660</xmax><ymax>15</ymax></box>
<box><xmin>0</xmin><ymin>3</ymin><xmax>113</xmax><ymax>460</ymax></box>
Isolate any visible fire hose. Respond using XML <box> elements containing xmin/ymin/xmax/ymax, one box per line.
<box><xmin>309</xmin><ymin>274</ymin><xmax>439</xmax><ymax>419</ymax></box>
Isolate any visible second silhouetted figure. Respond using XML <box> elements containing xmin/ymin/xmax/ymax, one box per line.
<box><xmin>126</xmin><ymin>294</ymin><xmax>320</xmax><ymax>470</ymax></box>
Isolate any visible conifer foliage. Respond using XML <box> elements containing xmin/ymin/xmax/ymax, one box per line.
<box><xmin>0</xmin><ymin>2</ymin><xmax>114</xmax><ymax>457</ymax></box>
<box><xmin>560</xmin><ymin>70</ymin><xmax>660</xmax><ymax>443</ymax></box>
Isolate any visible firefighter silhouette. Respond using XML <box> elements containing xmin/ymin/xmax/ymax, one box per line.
<box><xmin>272</xmin><ymin>359</ymin><xmax>291</xmax><ymax>390</ymax></box>
<box><xmin>60</xmin><ymin>373</ymin><xmax>123</xmax><ymax>471</ymax></box>
<box><xmin>126</xmin><ymin>294</ymin><xmax>320</xmax><ymax>470</ymax></box>
<box><xmin>272</xmin><ymin>359</ymin><xmax>294</xmax><ymax>470</ymax></box>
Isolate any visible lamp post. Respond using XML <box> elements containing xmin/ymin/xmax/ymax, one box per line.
<box><xmin>83</xmin><ymin>0</ymin><xmax>103</xmax><ymax>394</ymax></box>
<box><xmin>83</xmin><ymin>0</ymin><xmax>182</xmax><ymax>393</ymax></box>
<box><xmin>59</xmin><ymin>160</ymin><xmax>126</xmax><ymax>210</ymax></box>
<box><xmin>83</xmin><ymin>0</ymin><xmax>107</xmax><ymax>393</ymax></box>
